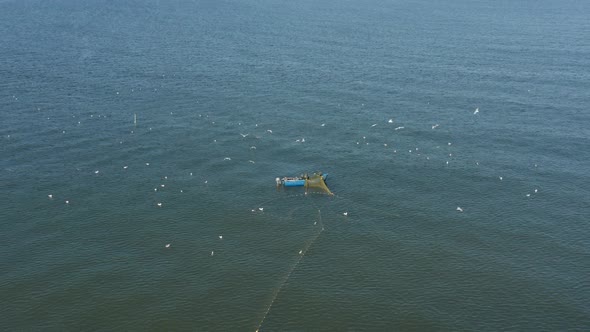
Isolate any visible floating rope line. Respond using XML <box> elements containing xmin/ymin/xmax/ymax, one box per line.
<box><xmin>255</xmin><ymin>209</ymin><xmax>324</xmax><ymax>332</ymax></box>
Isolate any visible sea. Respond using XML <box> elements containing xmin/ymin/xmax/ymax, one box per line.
<box><xmin>1</xmin><ymin>0</ymin><xmax>589</xmax><ymax>330</ymax></box>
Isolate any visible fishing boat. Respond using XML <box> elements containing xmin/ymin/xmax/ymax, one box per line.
<box><xmin>276</xmin><ymin>173</ymin><xmax>328</xmax><ymax>187</ymax></box>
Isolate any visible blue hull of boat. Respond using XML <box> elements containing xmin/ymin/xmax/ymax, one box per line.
<box><xmin>283</xmin><ymin>179</ymin><xmax>306</xmax><ymax>187</ymax></box>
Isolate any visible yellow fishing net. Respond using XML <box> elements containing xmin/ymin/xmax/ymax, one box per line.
<box><xmin>304</xmin><ymin>172</ymin><xmax>333</xmax><ymax>196</ymax></box>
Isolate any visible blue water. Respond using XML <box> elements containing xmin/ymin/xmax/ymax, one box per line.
<box><xmin>1</xmin><ymin>0</ymin><xmax>589</xmax><ymax>330</ymax></box>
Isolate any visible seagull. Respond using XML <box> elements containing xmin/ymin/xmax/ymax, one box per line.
<box><xmin>204</xmin><ymin>180</ymin><xmax>208</xmax><ymax>184</ymax></box>
<box><xmin>301</xmin><ymin>138</ymin><xmax>305</xmax><ymax>142</ymax></box>
<box><xmin>499</xmin><ymin>176</ymin><xmax>503</xmax><ymax>180</ymax></box>
<box><xmin>526</xmin><ymin>194</ymin><xmax>531</xmax><ymax>197</ymax></box>
<box><xmin>343</xmin><ymin>212</ymin><xmax>348</xmax><ymax>216</ymax></box>
<box><xmin>321</xmin><ymin>123</ymin><xmax>326</xmax><ymax>127</ymax></box>
<box><xmin>474</xmin><ymin>107</ymin><xmax>479</xmax><ymax>115</ymax></box>
<box><xmin>299</xmin><ymin>250</ymin><xmax>303</xmax><ymax>255</ymax></box>
<box><xmin>456</xmin><ymin>207</ymin><xmax>463</xmax><ymax>212</ymax></box>
<box><xmin>160</xmin><ymin>184</ymin><xmax>165</xmax><ymax>187</ymax></box>
<box><xmin>248</xmin><ymin>160</ymin><xmax>255</xmax><ymax>163</ymax></box>
<box><xmin>65</xmin><ymin>200</ymin><xmax>69</xmax><ymax>204</ymax></box>
<box><xmin>240</xmin><ymin>133</ymin><xmax>249</xmax><ymax>138</ymax></box>
<box><xmin>190</xmin><ymin>172</ymin><xmax>193</xmax><ymax>176</ymax></box>
<box><xmin>266</xmin><ymin>129</ymin><xmax>273</xmax><ymax>134</ymax></box>
<box><xmin>165</xmin><ymin>244</ymin><xmax>171</xmax><ymax>248</ymax></box>
<box><xmin>94</xmin><ymin>170</ymin><xmax>99</xmax><ymax>174</ymax></box>
<box><xmin>219</xmin><ymin>235</ymin><xmax>223</xmax><ymax>240</ymax></box>
<box><xmin>388</xmin><ymin>119</ymin><xmax>394</xmax><ymax>123</ymax></box>
<box><xmin>259</xmin><ymin>207</ymin><xmax>264</xmax><ymax>211</ymax></box>
<box><xmin>146</xmin><ymin>163</ymin><xmax>150</xmax><ymax>166</ymax></box>
<box><xmin>157</xmin><ymin>202</ymin><xmax>162</xmax><ymax>207</ymax></box>
<box><xmin>394</xmin><ymin>126</ymin><xmax>404</xmax><ymax>130</ymax></box>
<box><xmin>448</xmin><ymin>142</ymin><xmax>452</xmax><ymax>146</ymax></box>
<box><xmin>371</xmin><ymin>124</ymin><xmax>377</xmax><ymax>127</ymax></box>
<box><xmin>432</xmin><ymin>124</ymin><xmax>440</xmax><ymax>129</ymax></box>
<box><xmin>534</xmin><ymin>189</ymin><xmax>538</xmax><ymax>193</ymax></box>
<box><xmin>48</xmin><ymin>194</ymin><xmax>53</xmax><ymax>199</ymax></box>
<box><xmin>211</xmin><ymin>251</ymin><xmax>214</xmax><ymax>256</ymax></box>
<box><xmin>154</xmin><ymin>188</ymin><xmax>157</xmax><ymax>191</ymax></box>
<box><xmin>123</xmin><ymin>166</ymin><xmax>128</xmax><ymax>169</ymax></box>
<box><xmin>224</xmin><ymin>157</ymin><xmax>231</xmax><ymax>160</ymax></box>
<box><xmin>250</xmin><ymin>146</ymin><xmax>256</xmax><ymax>149</ymax></box>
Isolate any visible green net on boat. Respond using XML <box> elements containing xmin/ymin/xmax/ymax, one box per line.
<box><xmin>305</xmin><ymin>172</ymin><xmax>333</xmax><ymax>196</ymax></box>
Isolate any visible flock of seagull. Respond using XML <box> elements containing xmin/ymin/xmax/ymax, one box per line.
<box><xmin>21</xmin><ymin>95</ymin><xmax>548</xmax><ymax>332</ymax></box>
<box><xmin>37</xmin><ymin>102</ymin><xmax>544</xmax><ymax>256</ymax></box>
